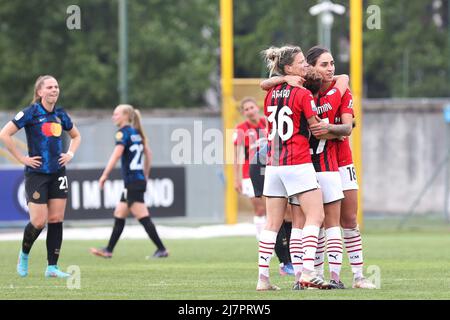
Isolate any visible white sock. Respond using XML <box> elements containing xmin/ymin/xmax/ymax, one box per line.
<box><xmin>343</xmin><ymin>227</ymin><xmax>364</xmax><ymax>279</ymax></box>
<box><xmin>258</xmin><ymin>229</ymin><xmax>277</xmax><ymax>279</ymax></box>
<box><xmin>314</xmin><ymin>228</ymin><xmax>325</xmax><ymax>278</ymax></box>
<box><xmin>300</xmin><ymin>225</ymin><xmax>320</xmax><ymax>273</ymax></box>
<box><xmin>289</xmin><ymin>228</ymin><xmax>303</xmax><ymax>281</ymax></box>
<box><xmin>326</xmin><ymin>226</ymin><xmax>343</xmax><ymax>282</ymax></box>
<box><xmin>253</xmin><ymin>215</ymin><xmax>267</xmax><ymax>241</ymax></box>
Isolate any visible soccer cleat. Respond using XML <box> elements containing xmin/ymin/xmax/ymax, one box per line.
<box><xmin>17</xmin><ymin>250</ymin><xmax>29</xmax><ymax>277</ymax></box>
<box><xmin>299</xmin><ymin>271</ymin><xmax>331</xmax><ymax>289</ymax></box>
<box><xmin>45</xmin><ymin>265</ymin><xmax>71</xmax><ymax>278</ymax></box>
<box><xmin>279</xmin><ymin>263</ymin><xmax>295</xmax><ymax>276</ymax></box>
<box><xmin>256</xmin><ymin>279</ymin><xmax>281</xmax><ymax>291</ymax></box>
<box><xmin>292</xmin><ymin>281</ymin><xmax>305</xmax><ymax>290</ymax></box>
<box><xmin>329</xmin><ymin>279</ymin><xmax>346</xmax><ymax>289</ymax></box>
<box><xmin>90</xmin><ymin>247</ymin><xmax>113</xmax><ymax>259</ymax></box>
<box><xmin>353</xmin><ymin>277</ymin><xmax>377</xmax><ymax>289</ymax></box>
<box><xmin>152</xmin><ymin>249</ymin><xmax>169</xmax><ymax>258</ymax></box>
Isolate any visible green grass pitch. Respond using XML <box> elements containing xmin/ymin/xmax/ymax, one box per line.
<box><xmin>0</xmin><ymin>230</ymin><xmax>449</xmax><ymax>300</ymax></box>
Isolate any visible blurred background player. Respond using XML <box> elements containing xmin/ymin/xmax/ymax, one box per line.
<box><xmin>233</xmin><ymin>97</ymin><xmax>267</xmax><ymax>239</ymax></box>
<box><xmin>256</xmin><ymin>45</ymin><xmax>328</xmax><ymax>291</ymax></box>
<box><xmin>90</xmin><ymin>104</ymin><xmax>169</xmax><ymax>259</ymax></box>
<box><xmin>0</xmin><ymin>75</ymin><xmax>81</xmax><ymax>278</ymax></box>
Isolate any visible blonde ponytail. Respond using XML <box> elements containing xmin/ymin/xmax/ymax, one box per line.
<box><xmin>132</xmin><ymin>109</ymin><xmax>148</xmax><ymax>146</ymax></box>
<box><xmin>261</xmin><ymin>45</ymin><xmax>302</xmax><ymax>76</ymax></box>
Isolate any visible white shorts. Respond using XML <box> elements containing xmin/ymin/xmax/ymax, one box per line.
<box><xmin>263</xmin><ymin>164</ymin><xmax>320</xmax><ymax>198</ymax></box>
<box><xmin>289</xmin><ymin>171</ymin><xmax>344</xmax><ymax>205</ymax></box>
<box><xmin>241</xmin><ymin>178</ymin><xmax>255</xmax><ymax>198</ymax></box>
<box><xmin>339</xmin><ymin>164</ymin><xmax>359</xmax><ymax>191</ymax></box>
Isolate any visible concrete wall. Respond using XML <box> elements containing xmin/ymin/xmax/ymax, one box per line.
<box><xmin>1</xmin><ymin>99</ymin><xmax>450</xmax><ymax>218</ymax></box>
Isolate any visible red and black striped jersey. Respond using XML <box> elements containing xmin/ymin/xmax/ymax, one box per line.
<box><xmin>264</xmin><ymin>83</ymin><xmax>317</xmax><ymax>166</ymax></box>
<box><xmin>334</xmin><ymin>89</ymin><xmax>355</xmax><ymax>167</ymax></box>
<box><xmin>309</xmin><ymin>83</ymin><xmax>342</xmax><ymax>172</ymax></box>
<box><xmin>233</xmin><ymin>118</ymin><xmax>267</xmax><ymax>178</ymax></box>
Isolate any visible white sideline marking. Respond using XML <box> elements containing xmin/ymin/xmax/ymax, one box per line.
<box><xmin>0</xmin><ymin>223</ymin><xmax>257</xmax><ymax>241</ymax></box>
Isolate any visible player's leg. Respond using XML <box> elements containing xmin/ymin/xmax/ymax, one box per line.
<box><xmin>256</xmin><ymin>196</ymin><xmax>286</xmax><ymax>291</ymax></box>
<box><xmin>256</xmin><ymin>166</ymin><xmax>286</xmax><ymax>291</ymax></box>
<box><xmin>46</xmin><ymin>198</ymin><xmax>70</xmax><ymax>278</ymax></box>
<box><xmin>284</xmin><ymin>164</ymin><xmax>328</xmax><ymax>289</ymax></box>
<box><xmin>341</xmin><ymin>189</ymin><xmax>375</xmax><ymax>289</ymax></box>
<box><xmin>339</xmin><ymin>164</ymin><xmax>375</xmax><ymax>289</ymax></box>
<box><xmin>324</xmin><ymin>200</ymin><xmax>345</xmax><ymax>289</ymax></box>
<box><xmin>18</xmin><ymin>173</ymin><xmax>49</xmax><ymax>277</ymax></box>
<box><xmin>295</xmin><ymin>189</ymin><xmax>329</xmax><ymax>289</ymax></box>
<box><xmin>276</xmin><ymin>206</ymin><xmax>294</xmax><ymax>276</ymax></box>
<box><xmin>90</xmin><ymin>190</ymin><xmax>129</xmax><ymax>258</ymax></box>
<box><xmin>128</xmin><ymin>182</ymin><xmax>168</xmax><ymax>258</ymax></box>
<box><xmin>18</xmin><ymin>203</ymin><xmax>48</xmax><ymax>277</ymax></box>
<box><xmin>243</xmin><ymin>177</ymin><xmax>266</xmax><ymax>239</ymax></box>
<box><xmin>288</xmin><ymin>202</ymin><xmax>305</xmax><ymax>285</ymax></box>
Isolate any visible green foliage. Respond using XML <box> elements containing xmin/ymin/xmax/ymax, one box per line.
<box><xmin>0</xmin><ymin>0</ymin><xmax>448</xmax><ymax>110</ymax></box>
<box><xmin>0</xmin><ymin>0</ymin><xmax>218</xmax><ymax>109</ymax></box>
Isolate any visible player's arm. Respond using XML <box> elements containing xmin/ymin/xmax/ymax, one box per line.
<box><xmin>333</xmin><ymin>74</ymin><xmax>350</xmax><ymax>96</ymax></box>
<box><xmin>143</xmin><ymin>143</ymin><xmax>152</xmax><ymax>179</ymax></box>
<box><xmin>260</xmin><ymin>75</ymin><xmax>305</xmax><ymax>91</ymax></box>
<box><xmin>0</xmin><ymin>121</ymin><xmax>41</xmax><ymax>168</ymax></box>
<box><xmin>310</xmin><ymin>120</ymin><xmax>352</xmax><ymax>138</ymax></box>
<box><xmin>99</xmin><ymin>145</ymin><xmax>125</xmax><ymax>189</ymax></box>
<box><xmin>233</xmin><ymin>143</ymin><xmax>242</xmax><ymax>194</ymax></box>
<box><xmin>59</xmin><ymin>125</ymin><xmax>81</xmax><ymax>166</ymax></box>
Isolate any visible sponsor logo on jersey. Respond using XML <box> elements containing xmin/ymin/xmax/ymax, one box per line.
<box><xmin>347</xmin><ymin>99</ymin><xmax>353</xmax><ymax>109</ymax></box>
<box><xmin>41</xmin><ymin>122</ymin><xmax>62</xmax><ymax>137</ymax></box>
<box><xmin>130</xmin><ymin>134</ymin><xmax>142</xmax><ymax>143</ymax></box>
<box><xmin>14</xmin><ymin>111</ymin><xmax>24</xmax><ymax>121</ymax></box>
<box><xmin>316</xmin><ymin>102</ymin><xmax>332</xmax><ymax>115</ymax></box>
<box><xmin>38</xmin><ymin>117</ymin><xmax>46</xmax><ymax>122</ymax></box>
<box><xmin>326</xmin><ymin>88</ymin><xmax>337</xmax><ymax>96</ymax></box>
<box><xmin>115</xmin><ymin>131</ymin><xmax>124</xmax><ymax>141</ymax></box>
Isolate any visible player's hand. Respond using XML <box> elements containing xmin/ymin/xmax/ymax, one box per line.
<box><xmin>99</xmin><ymin>175</ymin><xmax>108</xmax><ymax>190</ymax></box>
<box><xmin>284</xmin><ymin>75</ymin><xmax>305</xmax><ymax>88</ymax></box>
<box><xmin>234</xmin><ymin>178</ymin><xmax>242</xmax><ymax>194</ymax></box>
<box><xmin>58</xmin><ymin>153</ymin><xmax>73</xmax><ymax>166</ymax></box>
<box><xmin>21</xmin><ymin>156</ymin><xmax>42</xmax><ymax>168</ymax></box>
<box><xmin>310</xmin><ymin>119</ymin><xmax>330</xmax><ymax>137</ymax></box>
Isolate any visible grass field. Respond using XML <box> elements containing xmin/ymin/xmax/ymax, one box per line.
<box><xmin>1</xmin><ymin>226</ymin><xmax>450</xmax><ymax>300</ymax></box>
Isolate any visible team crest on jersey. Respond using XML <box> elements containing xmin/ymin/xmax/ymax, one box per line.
<box><xmin>115</xmin><ymin>131</ymin><xmax>124</xmax><ymax>141</ymax></box>
<box><xmin>326</xmin><ymin>89</ymin><xmax>337</xmax><ymax>96</ymax></box>
<box><xmin>14</xmin><ymin>111</ymin><xmax>24</xmax><ymax>121</ymax></box>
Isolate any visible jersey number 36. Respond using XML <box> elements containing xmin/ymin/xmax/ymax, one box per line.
<box><xmin>267</xmin><ymin>105</ymin><xmax>293</xmax><ymax>141</ymax></box>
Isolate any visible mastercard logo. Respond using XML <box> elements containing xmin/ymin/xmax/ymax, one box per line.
<box><xmin>42</xmin><ymin>122</ymin><xmax>62</xmax><ymax>137</ymax></box>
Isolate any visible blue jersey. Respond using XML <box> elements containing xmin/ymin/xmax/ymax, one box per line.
<box><xmin>115</xmin><ymin>125</ymin><xmax>146</xmax><ymax>186</ymax></box>
<box><xmin>12</xmin><ymin>102</ymin><xmax>73</xmax><ymax>174</ymax></box>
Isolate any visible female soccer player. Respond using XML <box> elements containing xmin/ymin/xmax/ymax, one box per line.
<box><xmin>233</xmin><ymin>97</ymin><xmax>268</xmax><ymax>239</ymax></box>
<box><xmin>90</xmin><ymin>104</ymin><xmax>168</xmax><ymax>259</ymax></box>
<box><xmin>0</xmin><ymin>75</ymin><xmax>81</xmax><ymax>278</ymax></box>
<box><xmin>256</xmin><ymin>45</ymin><xmax>328</xmax><ymax>291</ymax></box>
<box><xmin>262</xmin><ymin>67</ymin><xmax>350</xmax><ymax>289</ymax></box>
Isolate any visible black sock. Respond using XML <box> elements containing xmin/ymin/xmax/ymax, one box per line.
<box><xmin>275</xmin><ymin>221</ymin><xmax>290</xmax><ymax>265</ymax></box>
<box><xmin>22</xmin><ymin>222</ymin><xmax>44</xmax><ymax>254</ymax></box>
<box><xmin>284</xmin><ymin>221</ymin><xmax>292</xmax><ymax>262</ymax></box>
<box><xmin>46</xmin><ymin>222</ymin><xmax>63</xmax><ymax>266</ymax></box>
<box><xmin>106</xmin><ymin>218</ymin><xmax>126</xmax><ymax>253</ymax></box>
<box><xmin>138</xmin><ymin>216</ymin><xmax>165</xmax><ymax>251</ymax></box>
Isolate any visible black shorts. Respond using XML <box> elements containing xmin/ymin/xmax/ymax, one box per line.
<box><xmin>249</xmin><ymin>162</ymin><xmax>266</xmax><ymax>198</ymax></box>
<box><xmin>25</xmin><ymin>168</ymin><xmax>69</xmax><ymax>204</ymax></box>
<box><xmin>120</xmin><ymin>180</ymin><xmax>147</xmax><ymax>206</ymax></box>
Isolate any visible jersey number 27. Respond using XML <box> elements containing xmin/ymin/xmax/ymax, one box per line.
<box><xmin>130</xmin><ymin>144</ymin><xmax>144</xmax><ymax>170</ymax></box>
